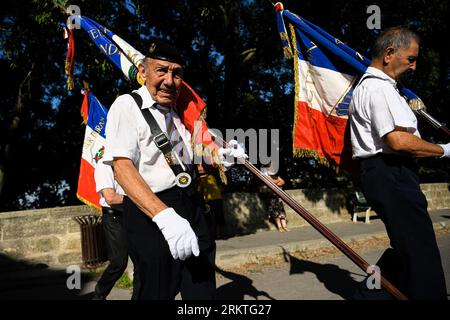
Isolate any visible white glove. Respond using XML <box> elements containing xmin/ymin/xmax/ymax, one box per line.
<box><xmin>439</xmin><ymin>143</ymin><xmax>450</xmax><ymax>158</ymax></box>
<box><xmin>152</xmin><ymin>208</ymin><xmax>200</xmax><ymax>260</ymax></box>
<box><xmin>218</xmin><ymin>140</ymin><xmax>248</xmax><ymax>170</ymax></box>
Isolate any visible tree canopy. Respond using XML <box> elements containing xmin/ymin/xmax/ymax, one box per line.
<box><xmin>1</xmin><ymin>0</ymin><xmax>448</xmax><ymax>211</ymax></box>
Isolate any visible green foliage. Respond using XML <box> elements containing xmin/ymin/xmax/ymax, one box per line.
<box><xmin>115</xmin><ymin>272</ymin><xmax>133</xmax><ymax>289</ymax></box>
<box><xmin>0</xmin><ymin>0</ymin><xmax>448</xmax><ymax>211</ymax></box>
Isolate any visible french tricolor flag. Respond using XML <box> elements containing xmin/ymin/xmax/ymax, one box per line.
<box><xmin>276</xmin><ymin>6</ymin><xmax>369</xmax><ymax>169</ymax></box>
<box><xmin>77</xmin><ymin>90</ymin><xmax>108</xmax><ymax>210</ymax></box>
<box><xmin>275</xmin><ymin>4</ymin><xmax>422</xmax><ymax>170</ymax></box>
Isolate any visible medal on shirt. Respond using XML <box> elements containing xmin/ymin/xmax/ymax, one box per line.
<box><xmin>163</xmin><ymin>148</ymin><xmax>192</xmax><ymax>188</ymax></box>
<box><xmin>175</xmin><ymin>172</ymin><xmax>192</xmax><ymax>188</ymax></box>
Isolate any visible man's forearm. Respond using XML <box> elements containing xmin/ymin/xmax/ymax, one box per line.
<box><xmin>384</xmin><ymin>130</ymin><xmax>445</xmax><ymax>158</ymax></box>
<box><xmin>113</xmin><ymin>158</ymin><xmax>167</xmax><ymax>218</ymax></box>
<box><xmin>101</xmin><ymin>188</ymin><xmax>124</xmax><ymax>205</ymax></box>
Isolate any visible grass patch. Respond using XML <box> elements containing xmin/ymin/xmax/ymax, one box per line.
<box><xmin>115</xmin><ymin>272</ymin><xmax>133</xmax><ymax>289</ymax></box>
<box><xmin>80</xmin><ymin>263</ymin><xmax>133</xmax><ymax>290</ymax></box>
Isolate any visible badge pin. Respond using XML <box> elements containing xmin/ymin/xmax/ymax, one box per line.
<box><xmin>175</xmin><ymin>172</ymin><xmax>192</xmax><ymax>188</ymax></box>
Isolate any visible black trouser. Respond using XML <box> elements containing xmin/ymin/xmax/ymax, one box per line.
<box><xmin>95</xmin><ymin>208</ymin><xmax>140</xmax><ymax>300</ymax></box>
<box><xmin>205</xmin><ymin>199</ymin><xmax>225</xmax><ymax>240</ymax></box>
<box><xmin>358</xmin><ymin>154</ymin><xmax>447</xmax><ymax>300</ymax></box>
<box><xmin>123</xmin><ymin>187</ymin><xmax>216</xmax><ymax>300</ymax></box>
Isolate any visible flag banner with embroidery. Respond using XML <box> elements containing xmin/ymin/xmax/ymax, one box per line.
<box><xmin>76</xmin><ymin>90</ymin><xmax>108</xmax><ymax>210</ymax></box>
<box><xmin>275</xmin><ymin>6</ymin><xmax>422</xmax><ymax>169</ymax></box>
<box><xmin>76</xmin><ymin>16</ymin><xmax>224</xmax><ymax>180</ymax></box>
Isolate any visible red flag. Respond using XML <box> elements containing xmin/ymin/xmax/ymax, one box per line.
<box><xmin>293</xmin><ymin>101</ymin><xmax>353</xmax><ymax>169</ymax></box>
<box><xmin>177</xmin><ymin>81</ymin><xmax>226</xmax><ymax>182</ymax></box>
<box><xmin>80</xmin><ymin>89</ymin><xmax>88</xmax><ymax>124</ymax></box>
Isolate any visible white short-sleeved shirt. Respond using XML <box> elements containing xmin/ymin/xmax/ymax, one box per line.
<box><xmin>349</xmin><ymin>67</ymin><xmax>420</xmax><ymax>159</ymax></box>
<box><xmin>94</xmin><ymin>159</ymin><xmax>125</xmax><ymax>209</ymax></box>
<box><xmin>103</xmin><ymin>85</ymin><xmax>193</xmax><ymax>193</ymax></box>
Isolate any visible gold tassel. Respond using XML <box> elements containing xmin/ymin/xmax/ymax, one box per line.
<box><xmin>191</xmin><ymin>108</ymin><xmax>228</xmax><ymax>185</ymax></box>
<box><xmin>279</xmin><ymin>32</ymin><xmax>293</xmax><ymax>59</ymax></box>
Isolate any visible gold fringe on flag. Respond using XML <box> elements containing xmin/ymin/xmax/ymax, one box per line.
<box><xmin>293</xmin><ymin>147</ymin><xmax>330</xmax><ymax>167</ymax></box>
<box><xmin>191</xmin><ymin>107</ymin><xmax>228</xmax><ymax>185</ymax></box>
<box><xmin>76</xmin><ymin>194</ymin><xmax>102</xmax><ymax>213</ymax></box>
<box><xmin>289</xmin><ymin>23</ymin><xmax>333</xmax><ymax>168</ymax></box>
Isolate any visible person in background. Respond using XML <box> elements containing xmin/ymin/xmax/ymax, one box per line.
<box><xmin>197</xmin><ymin>163</ymin><xmax>226</xmax><ymax>239</ymax></box>
<box><xmin>259</xmin><ymin>162</ymin><xmax>289</xmax><ymax>232</ymax></box>
<box><xmin>93</xmin><ymin>158</ymin><xmax>139</xmax><ymax>300</ymax></box>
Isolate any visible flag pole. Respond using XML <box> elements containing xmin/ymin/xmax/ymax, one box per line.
<box><xmin>408</xmin><ymin>101</ymin><xmax>450</xmax><ymax>137</ymax></box>
<box><xmin>211</xmin><ymin>134</ymin><xmax>408</xmax><ymax>300</ymax></box>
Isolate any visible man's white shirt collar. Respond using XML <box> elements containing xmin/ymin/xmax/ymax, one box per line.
<box><xmin>365</xmin><ymin>66</ymin><xmax>397</xmax><ymax>87</ymax></box>
<box><xmin>135</xmin><ymin>85</ymin><xmax>193</xmax><ymax>160</ymax></box>
<box><xmin>137</xmin><ymin>85</ymin><xmax>158</xmax><ymax>110</ymax></box>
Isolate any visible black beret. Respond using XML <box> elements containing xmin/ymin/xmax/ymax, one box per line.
<box><xmin>145</xmin><ymin>39</ymin><xmax>184</xmax><ymax>66</ymax></box>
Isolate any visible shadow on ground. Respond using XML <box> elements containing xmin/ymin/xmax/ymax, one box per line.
<box><xmin>215</xmin><ymin>249</ymin><xmax>363</xmax><ymax>300</ymax></box>
<box><xmin>0</xmin><ymin>253</ymin><xmax>97</xmax><ymax>300</ymax></box>
<box><xmin>282</xmin><ymin>249</ymin><xmax>361</xmax><ymax>300</ymax></box>
<box><xmin>215</xmin><ymin>266</ymin><xmax>275</xmax><ymax>300</ymax></box>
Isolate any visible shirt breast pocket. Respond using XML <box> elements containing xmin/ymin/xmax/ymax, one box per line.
<box><xmin>137</xmin><ymin>125</ymin><xmax>162</xmax><ymax>165</ymax></box>
<box><xmin>147</xmin><ymin>137</ymin><xmax>162</xmax><ymax>164</ymax></box>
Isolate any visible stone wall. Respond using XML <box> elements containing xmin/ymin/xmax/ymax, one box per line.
<box><xmin>420</xmin><ymin>183</ymin><xmax>450</xmax><ymax>210</ymax></box>
<box><xmin>221</xmin><ymin>187</ymin><xmax>349</xmax><ymax>234</ymax></box>
<box><xmin>0</xmin><ymin>183</ymin><xmax>448</xmax><ymax>268</ymax></box>
<box><xmin>0</xmin><ymin>205</ymin><xmax>98</xmax><ymax>267</ymax></box>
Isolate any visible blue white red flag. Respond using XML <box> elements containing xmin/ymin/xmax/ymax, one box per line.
<box><xmin>275</xmin><ymin>3</ymin><xmax>422</xmax><ymax>169</ymax></box>
<box><xmin>76</xmin><ymin>90</ymin><xmax>108</xmax><ymax>210</ymax></box>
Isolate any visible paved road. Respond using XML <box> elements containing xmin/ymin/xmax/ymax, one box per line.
<box><xmin>212</xmin><ymin>233</ymin><xmax>450</xmax><ymax>300</ymax></box>
<box><xmin>1</xmin><ymin>233</ymin><xmax>447</xmax><ymax>300</ymax></box>
<box><xmin>104</xmin><ymin>232</ymin><xmax>449</xmax><ymax>300</ymax></box>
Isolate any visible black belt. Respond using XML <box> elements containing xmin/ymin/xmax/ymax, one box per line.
<box><xmin>122</xmin><ymin>184</ymin><xmax>198</xmax><ymax>210</ymax></box>
<box><xmin>156</xmin><ymin>184</ymin><xmax>198</xmax><ymax>197</ymax></box>
<box><xmin>361</xmin><ymin>153</ymin><xmax>418</xmax><ymax>171</ymax></box>
<box><xmin>102</xmin><ymin>207</ymin><xmax>123</xmax><ymax>216</ymax></box>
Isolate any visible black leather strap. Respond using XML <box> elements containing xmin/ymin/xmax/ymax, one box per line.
<box><xmin>358</xmin><ymin>75</ymin><xmax>407</xmax><ymax>100</ymax></box>
<box><xmin>357</xmin><ymin>74</ymin><xmax>377</xmax><ymax>85</ymax></box>
<box><xmin>128</xmin><ymin>92</ymin><xmax>189</xmax><ymax>180</ymax></box>
<box><xmin>102</xmin><ymin>207</ymin><xmax>122</xmax><ymax>215</ymax></box>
